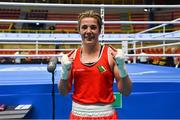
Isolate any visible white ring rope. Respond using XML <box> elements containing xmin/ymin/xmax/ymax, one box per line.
<box><xmin>0</xmin><ymin>2</ymin><xmax>180</xmax><ymax>8</ymax></box>
<box><xmin>0</xmin><ymin>54</ymin><xmax>180</xmax><ymax>58</ymax></box>
<box><xmin>151</xmin><ymin>30</ymin><xmax>180</xmax><ymax>38</ymax></box>
<box><xmin>0</xmin><ymin>42</ymin><xmax>63</xmax><ymax>45</ymax></box>
<box><xmin>1</xmin><ymin>41</ymin><xmax>179</xmax><ymax>54</ymax></box>
<box><xmin>104</xmin><ymin>21</ymin><xmax>180</xmax><ymax>24</ymax></box>
<box><xmin>1</xmin><ymin>42</ymin><xmax>179</xmax><ymax>51</ymax></box>
<box><xmin>0</xmin><ymin>19</ymin><xmax>180</xmax><ymax>24</ymax></box>
<box><xmin>0</xmin><ymin>19</ymin><xmax>77</xmax><ymax>24</ymax></box>
<box><xmin>128</xmin><ymin>42</ymin><xmax>180</xmax><ymax>50</ymax></box>
<box><xmin>127</xmin><ymin>54</ymin><xmax>180</xmax><ymax>57</ymax></box>
<box><xmin>0</xmin><ymin>37</ymin><xmax>179</xmax><ymax>42</ymax></box>
<box><xmin>0</xmin><ymin>2</ymin><xmax>179</xmax><ymax>59</ymax></box>
<box><xmin>135</xmin><ymin>18</ymin><xmax>180</xmax><ymax>35</ymax></box>
<box><xmin>0</xmin><ymin>48</ymin><xmax>73</xmax><ymax>51</ymax></box>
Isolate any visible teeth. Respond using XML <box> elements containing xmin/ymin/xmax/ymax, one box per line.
<box><xmin>87</xmin><ymin>37</ymin><xmax>93</xmax><ymax>40</ymax></box>
<box><xmin>85</xmin><ymin>34</ymin><xmax>93</xmax><ymax>38</ymax></box>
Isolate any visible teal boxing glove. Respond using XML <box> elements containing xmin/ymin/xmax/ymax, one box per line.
<box><xmin>60</xmin><ymin>54</ymin><xmax>72</xmax><ymax>80</ymax></box>
<box><xmin>114</xmin><ymin>49</ymin><xmax>127</xmax><ymax>78</ymax></box>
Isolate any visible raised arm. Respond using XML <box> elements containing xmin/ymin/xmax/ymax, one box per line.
<box><xmin>109</xmin><ymin>46</ymin><xmax>132</xmax><ymax>96</ymax></box>
<box><xmin>58</xmin><ymin>50</ymin><xmax>75</xmax><ymax>96</ymax></box>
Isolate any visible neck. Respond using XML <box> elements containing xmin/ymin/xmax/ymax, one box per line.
<box><xmin>82</xmin><ymin>43</ymin><xmax>100</xmax><ymax>54</ymax></box>
<box><xmin>81</xmin><ymin>43</ymin><xmax>102</xmax><ymax>64</ymax></box>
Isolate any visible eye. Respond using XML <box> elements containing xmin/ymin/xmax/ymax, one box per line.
<box><xmin>90</xmin><ymin>25</ymin><xmax>97</xmax><ymax>30</ymax></box>
<box><xmin>81</xmin><ymin>25</ymin><xmax>88</xmax><ymax>30</ymax></box>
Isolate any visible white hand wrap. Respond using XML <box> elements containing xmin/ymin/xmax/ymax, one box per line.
<box><xmin>60</xmin><ymin>54</ymin><xmax>72</xmax><ymax>80</ymax></box>
<box><xmin>114</xmin><ymin>49</ymin><xmax>127</xmax><ymax>78</ymax></box>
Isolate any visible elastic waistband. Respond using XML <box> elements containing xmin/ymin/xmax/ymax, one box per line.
<box><xmin>72</xmin><ymin>101</ymin><xmax>114</xmax><ymax>117</ymax></box>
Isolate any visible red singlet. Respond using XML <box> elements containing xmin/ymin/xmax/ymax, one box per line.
<box><xmin>70</xmin><ymin>45</ymin><xmax>115</xmax><ymax>104</ymax></box>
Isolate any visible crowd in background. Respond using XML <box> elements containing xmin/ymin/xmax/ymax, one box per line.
<box><xmin>1</xmin><ymin>48</ymin><xmax>179</xmax><ymax>68</ymax></box>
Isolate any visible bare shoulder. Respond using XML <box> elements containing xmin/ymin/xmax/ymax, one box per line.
<box><xmin>108</xmin><ymin>45</ymin><xmax>117</xmax><ymax>57</ymax></box>
<box><xmin>68</xmin><ymin>49</ymin><xmax>77</xmax><ymax>60</ymax></box>
<box><xmin>107</xmin><ymin>45</ymin><xmax>117</xmax><ymax>67</ymax></box>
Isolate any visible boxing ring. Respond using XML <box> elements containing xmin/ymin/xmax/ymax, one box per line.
<box><xmin>0</xmin><ymin>64</ymin><xmax>180</xmax><ymax>119</ymax></box>
<box><xmin>0</xmin><ymin>2</ymin><xmax>180</xmax><ymax>119</ymax></box>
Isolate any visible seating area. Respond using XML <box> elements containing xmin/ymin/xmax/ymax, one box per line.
<box><xmin>0</xmin><ymin>8</ymin><xmax>20</xmax><ymax>19</ymax></box>
<box><xmin>172</xmin><ymin>9</ymin><xmax>180</xmax><ymax>30</ymax></box>
<box><xmin>130</xmin><ymin>12</ymin><xmax>149</xmax><ymax>32</ymax></box>
<box><xmin>0</xmin><ymin>8</ymin><xmax>21</xmax><ymax>31</ymax></box>
<box><xmin>48</xmin><ymin>13</ymin><xmax>78</xmax><ymax>33</ymax></box>
<box><xmin>153</xmin><ymin>9</ymin><xmax>180</xmax><ymax>32</ymax></box>
<box><xmin>0</xmin><ymin>8</ymin><xmax>179</xmax><ymax>33</ymax></box>
<box><xmin>34</xmin><ymin>9</ymin><xmax>180</xmax><ymax>33</ymax></box>
<box><xmin>0</xmin><ymin>50</ymin><xmax>56</xmax><ymax>64</ymax></box>
<box><xmin>128</xmin><ymin>47</ymin><xmax>180</xmax><ymax>67</ymax></box>
<box><xmin>104</xmin><ymin>24</ymin><xmax>122</xmax><ymax>33</ymax></box>
<box><xmin>104</xmin><ymin>13</ymin><xmax>121</xmax><ymax>21</ymax></box>
<box><xmin>0</xmin><ymin>47</ymin><xmax>179</xmax><ymax>66</ymax></box>
<box><xmin>0</xmin><ymin>8</ymin><xmax>179</xmax><ymax>66</ymax></box>
<box><xmin>0</xmin><ymin>23</ymin><xmax>11</xmax><ymax>30</ymax></box>
<box><xmin>55</xmin><ymin>24</ymin><xmax>78</xmax><ymax>33</ymax></box>
<box><xmin>27</xmin><ymin>9</ymin><xmax>48</xmax><ymax>20</ymax></box>
<box><xmin>48</xmin><ymin>13</ymin><xmax>78</xmax><ymax>20</ymax></box>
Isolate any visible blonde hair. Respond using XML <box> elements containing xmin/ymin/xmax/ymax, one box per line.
<box><xmin>77</xmin><ymin>10</ymin><xmax>102</xmax><ymax>32</ymax></box>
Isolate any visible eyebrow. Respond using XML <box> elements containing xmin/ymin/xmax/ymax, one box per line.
<box><xmin>81</xmin><ymin>24</ymin><xmax>97</xmax><ymax>27</ymax></box>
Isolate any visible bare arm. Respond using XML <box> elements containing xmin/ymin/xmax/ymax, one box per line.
<box><xmin>58</xmin><ymin>70</ymin><xmax>71</xmax><ymax>96</ymax></box>
<box><xmin>113</xmin><ymin>64</ymin><xmax>132</xmax><ymax>96</ymax></box>
<box><xmin>109</xmin><ymin>46</ymin><xmax>132</xmax><ymax>96</ymax></box>
<box><xmin>58</xmin><ymin>50</ymin><xmax>75</xmax><ymax>96</ymax></box>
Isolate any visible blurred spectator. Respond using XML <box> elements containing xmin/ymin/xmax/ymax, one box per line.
<box><xmin>166</xmin><ymin>48</ymin><xmax>176</xmax><ymax>67</ymax></box>
<box><xmin>174</xmin><ymin>57</ymin><xmax>180</xmax><ymax>68</ymax></box>
<box><xmin>127</xmin><ymin>50</ymin><xmax>134</xmax><ymax>63</ymax></box>
<box><xmin>0</xmin><ymin>58</ymin><xmax>6</xmax><ymax>64</ymax></box>
<box><xmin>138</xmin><ymin>50</ymin><xmax>149</xmax><ymax>64</ymax></box>
<box><xmin>172</xmin><ymin>48</ymin><xmax>180</xmax><ymax>68</ymax></box>
<box><xmin>166</xmin><ymin>56</ymin><xmax>174</xmax><ymax>67</ymax></box>
<box><xmin>14</xmin><ymin>51</ymin><xmax>21</xmax><ymax>64</ymax></box>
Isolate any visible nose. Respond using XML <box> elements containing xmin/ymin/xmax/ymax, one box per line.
<box><xmin>86</xmin><ymin>27</ymin><xmax>92</xmax><ymax>33</ymax></box>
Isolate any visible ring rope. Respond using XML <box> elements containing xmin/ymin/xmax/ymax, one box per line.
<box><xmin>0</xmin><ymin>42</ymin><xmax>179</xmax><ymax>52</ymax></box>
<box><xmin>0</xmin><ymin>19</ymin><xmax>180</xmax><ymax>24</ymax></box>
<box><xmin>135</xmin><ymin>18</ymin><xmax>180</xmax><ymax>34</ymax></box>
<box><xmin>0</xmin><ymin>37</ymin><xmax>179</xmax><ymax>42</ymax></box>
<box><xmin>1</xmin><ymin>2</ymin><xmax>180</xmax><ymax>8</ymax></box>
<box><xmin>128</xmin><ymin>42</ymin><xmax>180</xmax><ymax>50</ymax></box>
<box><xmin>151</xmin><ymin>30</ymin><xmax>180</xmax><ymax>38</ymax></box>
<box><xmin>0</xmin><ymin>2</ymin><xmax>179</xmax><ymax>60</ymax></box>
<box><xmin>0</xmin><ymin>49</ymin><xmax>73</xmax><ymax>51</ymax></box>
<box><xmin>0</xmin><ymin>42</ymin><xmax>64</xmax><ymax>45</ymax></box>
<box><xmin>0</xmin><ymin>54</ymin><xmax>180</xmax><ymax>58</ymax></box>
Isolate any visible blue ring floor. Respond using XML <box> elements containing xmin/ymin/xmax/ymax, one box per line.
<box><xmin>0</xmin><ymin>63</ymin><xmax>179</xmax><ymax>85</ymax></box>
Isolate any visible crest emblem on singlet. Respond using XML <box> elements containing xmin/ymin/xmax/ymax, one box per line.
<box><xmin>97</xmin><ymin>65</ymin><xmax>106</xmax><ymax>72</ymax></box>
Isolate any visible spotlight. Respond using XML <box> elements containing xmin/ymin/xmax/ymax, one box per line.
<box><xmin>144</xmin><ymin>8</ymin><xmax>150</xmax><ymax>12</ymax></box>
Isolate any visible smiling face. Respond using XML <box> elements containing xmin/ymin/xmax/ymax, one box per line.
<box><xmin>79</xmin><ymin>17</ymin><xmax>101</xmax><ymax>45</ymax></box>
<box><xmin>77</xmin><ymin>10</ymin><xmax>102</xmax><ymax>46</ymax></box>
